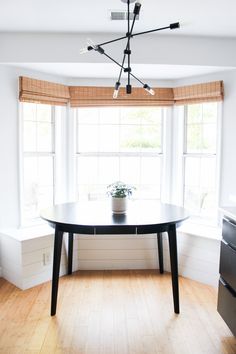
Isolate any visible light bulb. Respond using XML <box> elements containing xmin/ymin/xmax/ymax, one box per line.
<box><xmin>113</xmin><ymin>89</ymin><xmax>119</xmax><ymax>99</ymax></box>
<box><xmin>87</xmin><ymin>38</ymin><xmax>97</xmax><ymax>49</ymax></box>
<box><xmin>113</xmin><ymin>82</ymin><xmax>121</xmax><ymax>99</ymax></box>
<box><xmin>143</xmin><ymin>84</ymin><xmax>155</xmax><ymax>95</ymax></box>
<box><xmin>80</xmin><ymin>38</ymin><xmax>97</xmax><ymax>54</ymax></box>
<box><xmin>147</xmin><ymin>88</ymin><xmax>155</xmax><ymax>95</ymax></box>
<box><xmin>80</xmin><ymin>47</ymin><xmax>89</xmax><ymax>54</ymax></box>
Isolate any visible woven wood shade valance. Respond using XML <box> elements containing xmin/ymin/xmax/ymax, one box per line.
<box><xmin>19</xmin><ymin>76</ymin><xmax>70</xmax><ymax>106</ymax></box>
<box><xmin>69</xmin><ymin>86</ymin><xmax>174</xmax><ymax>107</ymax></box>
<box><xmin>173</xmin><ymin>80</ymin><xmax>224</xmax><ymax>105</ymax></box>
<box><xmin>19</xmin><ymin>77</ymin><xmax>224</xmax><ymax>107</ymax></box>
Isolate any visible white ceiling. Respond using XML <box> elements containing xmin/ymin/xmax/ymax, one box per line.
<box><xmin>7</xmin><ymin>63</ymin><xmax>234</xmax><ymax>80</ymax></box>
<box><xmin>1</xmin><ymin>0</ymin><xmax>236</xmax><ymax>38</ymax></box>
<box><xmin>3</xmin><ymin>0</ymin><xmax>236</xmax><ymax>80</ymax></box>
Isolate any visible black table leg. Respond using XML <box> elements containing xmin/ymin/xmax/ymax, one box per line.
<box><xmin>168</xmin><ymin>224</ymin><xmax>179</xmax><ymax>314</ymax></box>
<box><xmin>51</xmin><ymin>227</ymin><xmax>63</xmax><ymax>316</ymax></box>
<box><xmin>68</xmin><ymin>232</ymin><xmax>74</xmax><ymax>275</ymax></box>
<box><xmin>157</xmin><ymin>233</ymin><xmax>164</xmax><ymax>274</ymax></box>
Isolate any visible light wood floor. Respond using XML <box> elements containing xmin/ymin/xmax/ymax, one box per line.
<box><xmin>0</xmin><ymin>270</ymin><xmax>235</xmax><ymax>354</ymax></box>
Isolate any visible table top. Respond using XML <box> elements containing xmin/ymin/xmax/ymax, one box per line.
<box><xmin>41</xmin><ymin>200</ymin><xmax>189</xmax><ymax>233</ymax></box>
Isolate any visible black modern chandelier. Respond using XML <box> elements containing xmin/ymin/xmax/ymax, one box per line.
<box><xmin>81</xmin><ymin>0</ymin><xmax>180</xmax><ymax>98</ymax></box>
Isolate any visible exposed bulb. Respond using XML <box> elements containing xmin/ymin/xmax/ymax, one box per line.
<box><xmin>87</xmin><ymin>38</ymin><xmax>97</xmax><ymax>50</ymax></box>
<box><xmin>147</xmin><ymin>88</ymin><xmax>155</xmax><ymax>95</ymax></box>
<box><xmin>113</xmin><ymin>82</ymin><xmax>121</xmax><ymax>99</ymax></box>
<box><xmin>143</xmin><ymin>84</ymin><xmax>155</xmax><ymax>96</ymax></box>
<box><xmin>80</xmin><ymin>47</ymin><xmax>89</xmax><ymax>54</ymax></box>
<box><xmin>80</xmin><ymin>38</ymin><xmax>97</xmax><ymax>54</ymax></box>
<box><xmin>113</xmin><ymin>89</ymin><xmax>119</xmax><ymax>99</ymax></box>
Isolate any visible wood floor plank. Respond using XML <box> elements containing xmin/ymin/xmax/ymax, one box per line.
<box><xmin>0</xmin><ymin>270</ymin><xmax>235</xmax><ymax>354</ymax></box>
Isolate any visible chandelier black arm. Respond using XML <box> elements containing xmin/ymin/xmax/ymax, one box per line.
<box><xmin>97</xmin><ymin>35</ymin><xmax>128</xmax><ymax>48</ymax></box>
<box><xmin>94</xmin><ymin>23</ymin><xmax>179</xmax><ymax>49</ymax></box>
<box><xmin>103</xmin><ymin>52</ymin><xmax>145</xmax><ymax>86</ymax></box>
<box><xmin>131</xmin><ymin>23</ymin><xmax>180</xmax><ymax>38</ymax></box>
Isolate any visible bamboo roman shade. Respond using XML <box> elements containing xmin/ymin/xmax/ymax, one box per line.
<box><xmin>69</xmin><ymin>86</ymin><xmax>174</xmax><ymax>107</ymax></box>
<box><xmin>19</xmin><ymin>76</ymin><xmax>70</xmax><ymax>106</ymax></box>
<box><xmin>19</xmin><ymin>77</ymin><xmax>224</xmax><ymax>107</ymax></box>
<box><xmin>173</xmin><ymin>80</ymin><xmax>224</xmax><ymax>105</ymax></box>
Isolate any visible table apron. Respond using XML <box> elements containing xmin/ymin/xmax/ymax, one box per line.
<box><xmin>51</xmin><ymin>222</ymin><xmax>181</xmax><ymax>235</ymax></box>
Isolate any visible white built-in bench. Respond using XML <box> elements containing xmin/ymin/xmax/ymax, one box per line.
<box><xmin>0</xmin><ymin>221</ymin><xmax>221</xmax><ymax>290</ymax></box>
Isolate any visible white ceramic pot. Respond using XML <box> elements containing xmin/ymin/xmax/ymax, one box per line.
<box><xmin>111</xmin><ymin>197</ymin><xmax>128</xmax><ymax>214</ymax></box>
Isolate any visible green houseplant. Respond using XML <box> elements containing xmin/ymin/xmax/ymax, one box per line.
<box><xmin>107</xmin><ymin>181</ymin><xmax>135</xmax><ymax>214</ymax></box>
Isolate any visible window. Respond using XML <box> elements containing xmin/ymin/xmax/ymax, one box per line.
<box><xmin>183</xmin><ymin>102</ymin><xmax>220</xmax><ymax>221</ymax></box>
<box><xmin>76</xmin><ymin>106</ymin><xmax>164</xmax><ymax>201</ymax></box>
<box><xmin>21</xmin><ymin>103</ymin><xmax>56</xmax><ymax>224</ymax></box>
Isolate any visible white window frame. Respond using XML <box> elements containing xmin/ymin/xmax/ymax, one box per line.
<box><xmin>181</xmin><ymin>102</ymin><xmax>222</xmax><ymax>224</ymax></box>
<box><xmin>19</xmin><ymin>103</ymin><xmax>58</xmax><ymax>226</ymax></box>
<box><xmin>75</xmin><ymin>106</ymin><xmax>167</xmax><ymax>202</ymax></box>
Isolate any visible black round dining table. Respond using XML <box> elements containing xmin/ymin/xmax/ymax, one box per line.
<box><xmin>41</xmin><ymin>200</ymin><xmax>189</xmax><ymax>316</ymax></box>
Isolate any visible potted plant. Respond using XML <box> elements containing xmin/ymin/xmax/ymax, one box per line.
<box><xmin>107</xmin><ymin>181</ymin><xmax>135</xmax><ymax>214</ymax></box>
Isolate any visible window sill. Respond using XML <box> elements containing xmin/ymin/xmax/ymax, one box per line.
<box><xmin>0</xmin><ymin>224</ymin><xmax>54</xmax><ymax>242</ymax></box>
<box><xmin>178</xmin><ymin>220</ymin><xmax>221</xmax><ymax>240</ymax></box>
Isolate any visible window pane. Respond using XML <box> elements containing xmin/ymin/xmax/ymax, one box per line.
<box><xmin>187</xmin><ymin>104</ymin><xmax>202</xmax><ymax>124</ymax></box>
<box><xmin>23</xmin><ymin>103</ymin><xmax>37</xmax><ymax>121</ymax></box>
<box><xmin>99</xmin><ymin>107</ymin><xmax>119</xmax><ymax>124</ymax></box>
<box><xmin>37</xmin><ymin>122</ymin><xmax>53</xmax><ymax>152</ymax></box>
<box><xmin>202</xmin><ymin>102</ymin><xmax>218</xmax><ymax>123</ymax></box>
<box><xmin>77</xmin><ymin>157</ymin><xmax>98</xmax><ymax>185</ymax></box>
<box><xmin>99</xmin><ymin>125</ymin><xmax>119</xmax><ymax>152</ymax></box>
<box><xmin>202</xmin><ymin>123</ymin><xmax>217</xmax><ymax>153</ymax></box>
<box><xmin>24</xmin><ymin>121</ymin><xmax>37</xmax><ymax>152</ymax></box>
<box><xmin>186</xmin><ymin>102</ymin><xmax>217</xmax><ymax>154</ymax></box>
<box><xmin>141</xmin><ymin>107</ymin><xmax>162</xmax><ymax>124</ymax></box>
<box><xmin>36</xmin><ymin>105</ymin><xmax>52</xmax><ymax>122</ymax></box>
<box><xmin>140</xmin><ymin>157</ymin><xmax>161</xmax><ymax>186</ymax></box>
<box><xmin>77</xmin><ymin>125</ymin><xmax>99</xmax><ymax>152</ymax></box>
<box><xmin>120</xmin><ymin>125</ymin><xmax>141</xmax><ymax>152</ymax></box>
<box><xmin>22</xmin><ymin>103</ymin><xmax>55</xmax><ymax>224</ymax></box>
<box><xmin>120</xmin><ymin>157</ymin><xmax>140</xmax><ymax>185</ymax></box>
<box><xmin>77</xmin><ymin>106</ymin><xmax>163</xmax><ymax>201</ymax></box>
<box><xmin>98</xmin><ymin>157</ymin><xmax>119</xmax><ymax>185</ymax></box>
<box><xmin>140</xmin><ymin>125</ymin><xmax>162</xmax><ymax>152</ymax></box>
<box><xmin>120</xmin><ymin>107</ymin><xmax>141</xmax><ymax>124</ymax></box>
<box><xmin>184</xmin><ymin>156</ymin><xmax>217</xmax><ymax>218</ymax></box>
<box><xmin>78</xmin><ymin>108</ymin><xmax>99</xmax><ymax>124</ymax></box>
<box><xmin>23</xmin><ymin>156</ymin><xmax>54</xmax><ymax>220</ymax></box>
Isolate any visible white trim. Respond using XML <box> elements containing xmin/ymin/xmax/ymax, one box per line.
<box><xmin>216</xmin><ymin>102</ymin><xmax>223</xmax><ymax>220</ymax></box>
<box><xmin>161</xmin><ymin>106</ymin><xmax>172</xmax><ymax>203</ymax></box>
<box><xmin>18</xmin><ymin>102</ymin><xmax>24</xmax><ymax>227</ymax></box>
<box><xmin>67</xmin><ymin>106</ymin><xmax>77</xmax><ymax>202</ymax></box>
<box><xmin>178</xmin><ymin>220</ymin><xmax>221</xmax><ymax>240</ymax></box>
